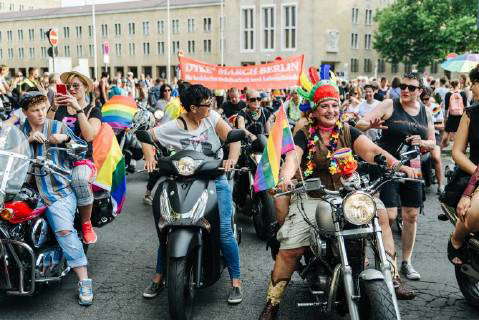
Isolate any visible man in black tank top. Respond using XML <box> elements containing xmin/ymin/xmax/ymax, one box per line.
<box><xmin>357</xmin><ymin>73</ymin><xmax>436</xmax><ymax>289</ymax></box>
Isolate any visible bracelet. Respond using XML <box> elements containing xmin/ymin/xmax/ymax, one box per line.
<box><xmin>48</xmin><ymin>107</ymin><xmax>57</xmax><ymax>113</ymax></box>
<box><xmin>76</xmin><ymin>109</ymin><xmax>85</xmax><ymax>114</ymax></box>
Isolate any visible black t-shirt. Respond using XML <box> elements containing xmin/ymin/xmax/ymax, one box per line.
<box><xmin>54</xmin><ymin>104</ymin><xmax>102</xmax><ymax>158</ymax></box>
<box><xmin>293</xmin><ymin>126</ymin><xmax>363</xmax><ymax>156</ymax></box>
<box><xmin>238</xmin><ymin>108</ymin><xmax>272</xmax><ymax>136</ymax></box>
<box><xmin>221</xmin><ymin>100</ymin><xmax>247</xmax><ymax>118</ymax></box>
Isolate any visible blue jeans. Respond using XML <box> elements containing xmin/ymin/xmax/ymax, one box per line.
<box><xmin>46</xmin><ymin>192</ymin><xmax>88</xmax><ymax>268</ymax></box>
<box><xmin>155</xmin><ymin>175</ymin><xmax>241</xmax><ymax>279</ymax></box>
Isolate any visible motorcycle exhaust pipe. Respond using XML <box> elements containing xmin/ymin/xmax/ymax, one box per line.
<box><xmin>195</xmin><ymin>230</ymin><xmax>203</xmax><ymax>288</ymax></box>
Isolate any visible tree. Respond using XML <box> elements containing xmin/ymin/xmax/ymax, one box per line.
<box><xmin>374</xmin><ymin>0</ymin><xmax>479</xmax><ymax>69</ymax></box>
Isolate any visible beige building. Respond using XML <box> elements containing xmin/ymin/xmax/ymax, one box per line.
<box><xmin>0</xmin><ymin>0</ymin><xmax>61</xmax><ymax>12</ymax></box>
<box><xmin>0</xmin><ymin>0</ymin><xmax>441</xmax><ymax>81</ymax></box>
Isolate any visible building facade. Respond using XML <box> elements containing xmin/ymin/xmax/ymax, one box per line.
<box><xmin>0</xmin><ymin>0</ymin><xmax>61</xmax><ymax>12</ymax></box>
<box><xmin>0</xmin><ymin>0</ymin><xmax>441</xmax><ymax>81</ymax></box>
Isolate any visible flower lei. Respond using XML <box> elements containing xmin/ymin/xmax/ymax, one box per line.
<box><xmin>304</xmin><ymin>119</ymin><xmax>343</xmax><ymax>177</ymax></box>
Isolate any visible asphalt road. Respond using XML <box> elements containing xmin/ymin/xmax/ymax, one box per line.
<box><xmin>1</xmin><ymin>166</ymin><xmax>478</xmax><ymax>320</ymax></box>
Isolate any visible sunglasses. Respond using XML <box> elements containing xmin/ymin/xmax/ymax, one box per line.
<box><xmin>248</xmin><ymin>97</ymin><xmax>261</xmax><ymax>102</ymax></box>
<box><xmin>196</xmin><ymin>99</ymin><xmax>213</xmax><ymax>108</ymax></box>
<box><xmin>399</xmin><ymin>84</ymin><xmax>419</xmax><ymax>91</ymax></box>
<box><xmin>67</xmin><ymin>83</ymin><xmax>82</xmax><ymax>90</ymax></box>
<box><xmin>163</xmin><ymin>89</ymin><xmax>171</xmax><ymax>92</ymax></box>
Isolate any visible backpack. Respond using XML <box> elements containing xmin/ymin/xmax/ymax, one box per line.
<box><xmin>148</xmin><ymin>86</ymin><xmax>162</xmax><ymax>107</ymax></box>
<box><xmin>449</xmin><ymin>92</ymin><xmax>464</xmax><ymax>116</ymax></box>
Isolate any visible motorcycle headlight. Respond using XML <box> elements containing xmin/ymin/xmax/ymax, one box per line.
<box><xmin>154</xmin><ymin>110</ymin><xmax>164</xmax><ymax>120</ymax></box>
<box><xmin>173</xmin><ymin>157</ymin><xmax>202</xmax><ymax>176</ymax></box>
<box><xmin>342</xmin><ymin>192</ymin><xmax>376</xmax><ymax>226</ymax></box>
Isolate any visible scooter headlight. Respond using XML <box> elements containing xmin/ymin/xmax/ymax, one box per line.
<box><xmin>173</xmin><ymin>157</ymin><xmax>202</xmax><ymax>176</ymax></box>
<box><xmin>342</xmin><ymin>192</ymin><xmax>376</xmax><ymax>226</ymax></box>
<box><xmin>154</xmin><ymin>110</ymin><xmax>164</xmax><ymax>121</ymax></box>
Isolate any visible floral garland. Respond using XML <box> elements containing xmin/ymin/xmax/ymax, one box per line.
<box><xmin>304</xmin><ymin>119</ymin><xmax>343</xmax><ymax>177</ymax></box>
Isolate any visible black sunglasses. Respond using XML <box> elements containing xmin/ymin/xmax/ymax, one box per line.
<box><xmin>67</xmin><ymin>83</ymin><xmax>82</xmax><ymax>90</ymax></box>
<box><xmin>399</xmin><ymin>84</ymin><xmax>419</xmax><ymax>92</ymax></box>
<box><xmin>248</xmin><ymin>97</ymin><xmax>261</xmax><ymax>102</ymax></box>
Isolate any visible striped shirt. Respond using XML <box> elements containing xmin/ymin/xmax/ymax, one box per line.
<box><xmin>20</xmin><ymin>119</ymin><xmax>86</xmax><ymax>205</ymax></box>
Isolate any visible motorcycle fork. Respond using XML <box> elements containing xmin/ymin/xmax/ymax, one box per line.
<box><xmin>194</xmin><ymin>229</ymin><xmax>203</xmax><ymax>288</ymax></box>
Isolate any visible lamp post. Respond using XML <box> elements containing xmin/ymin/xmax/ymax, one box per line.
<box><xmin>166</xmin><ymin>0</ymin><xmax>171</xmax><ymax>84</ymax></box>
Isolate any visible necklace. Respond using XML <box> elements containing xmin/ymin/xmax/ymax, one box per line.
<box><xmin>304</xmin><ymin>119</ymin><xmax>342</xmax><ymax>177</ymax></box>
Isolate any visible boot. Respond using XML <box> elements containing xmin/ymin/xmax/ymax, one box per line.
<box><xmin>258</xmin><ymin>275</ymin><xmax>289</xmax><ymax>320</ymax></box>
<box><xmin>386</xmin><ymin>251</ymin><xmax>416</xmax><ymax>300</ymax></box>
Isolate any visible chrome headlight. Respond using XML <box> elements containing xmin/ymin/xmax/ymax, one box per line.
<box><xmin>154</xmin><ymin>110</ymin><xmax>164</xmax><ymax>120</ymax></box>
<box><xmin>173</xmin><ymin>157</ymin><xmax>202</xmax><ymax>176</ymax></box>
<box><xmin>342</xmin><ymin>192</ymin><xmax>376</xmax><ymax>225</ymax></box>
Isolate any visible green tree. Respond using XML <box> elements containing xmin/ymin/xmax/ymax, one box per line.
<box><xmin>374</xmin><ymin>0</ymin><xmax>479</xmax><ymax>69</ymax></box>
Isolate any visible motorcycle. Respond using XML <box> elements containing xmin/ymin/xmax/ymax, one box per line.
<box><xmin>234</xmin><ymin>134</ymin><xmax>275</xmax><ymax>240</ymax></box>
<box><xmin>0</xmin><ymin>94</ymin><xmax>13</xmax><ymax>121</ymax></box>
<box><xmin>136</xmin><ymin>129</ymin><xmax>245</xmax><ymax>320</ymax></box>
<box><xmin>272</xmin><ymin>151</ymin><xmax>421</xmax><ymax>320</ymax></box>
<box><xmin>0</xmin><ymin>125</ymin><xmax>90</xmax><ymax>297</ymax></box>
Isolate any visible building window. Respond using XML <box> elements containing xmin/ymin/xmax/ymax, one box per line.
<box><xmin>143</xmin><ymin>21</ymin><xmax>150</xmax><ymax>35</ymax></box>
<box><xmin>188</xmin><ymin>40</ymin><xmax>195</xmax><ymax>53</ymax></box>
<box><xmin>75</xmin><ymin>45</ymin><xmax>82</xmax><ymax>56</ymax></box>
<box><xmin>63</xmin><ymin>27</ymin><xmax>70</xmax><ymax>39</ymax></box>
<box><xmin>129</xmin><ymin>43</ymin><xmax>136</xmax><ymax>55</ymax></box>
<box><xmin>203</xmin><ymin>39</ymin><xmax>211</xmax><ymax>53</ymax></box>
<box><xmin>41</xmin><ymin>47</ymin><xmax>47</xmax><ymax>58</ymax></box>
<box><xmin>128</xmin><ymin>22</ymin><xmax>135</xmax><ymax>35</ymax></box>
<box><xmin>172</xmin><ymin>41</ymin><xmax>180</xmax><ymax>54</ymax></box>
<box><xmin>7</xmin><ymin>30</ymin><xmax>12</xmax><ymax>42</ymax></box>
<box><xmin>241</xmin><ymin>7</ymin><xmax>254</xmax><ymax>51</ymax></box>
<box><xmin>188</xmin><ymin>18</ymin><xmax>195</xmax><ymax>33</ymax></box>
<box><xmin>364</xmin><ymin>59</ymin><xmax>372</xmax><ymax>73</ymax></box>
<box><xmin>157</xmin><ymin>41</ymin><xmax>165</xmax><ymax>55</ymax></box>
<box><xmin>89</xmin><ymin>44</ymin><xmax>94</xmax><ymax>57</ymax></box>
<box><xmin>430</xmin><ymin>61</ymin><xmax>438</xmax><ymax>74</ymax></box>
<box><xmin>40</xmin><ymin>28</ymin><xmax>45</xmax><ymax>40</ymax></box>
<box><xmin>76</xmin><ymin>26</ymin><xmax>82</xmax><ymax>38</ymax></box>
<box><xmin>115</xmin><ymin>43</ymin><xmax>122</xmax><ymax>56</ymax></box>
<box><xmin>28</xmin><ymin>29</ymin><xmax>34</xmax><ymax>41</ymax></box>
<box><xmin>29</xmin><ymin>47</ymin><xmax>34</xmax><ymax>59</ymax></box>
<box><xmin>377</xmin><ymin>59</ymin><xmax>386</xmax><ymax>73</ymax></box>
<box><xmin>283</xmin><ymin>5</ymin><xmax>297</xmax><ymax>49</ymax></box>
<box><xmin>351</xmin><ymin>33</ymin><xmax>358</xmax><ymax>49</ymax></box>
<box><xmin>365</xmin><ymin>9</ymin><xmax>373</xmax><ymax>25</ymax></box>
<box><xmin>7</xmin><ymin>48</ymin><xmax>13</xmax><ymax>60</ymax></box>
<box><xmin>172</xmin><ymin>19</ymin><xmax>179</xmax><ymax>34</ymax></box>
<box><xmin>143</xmin><ymin>42</ymin><xmax>150</xmax><ymax>55</ymax></box>
<box><xmin>352</xmin><ymin>8</ymin><xmax>359</xmax><ymax>24</ymax></box>
<box><xmin>101</xmin><ymin>24</ymin><xmax>108</xmax><ymax>37</ymax></box>
<box><xmin>364</xmin><ymin>34</ymin><xmax>372</xmax><ymax>50</ymax></box>
<box><xmin>350</xmin><ymin>58</ymin><xmax>359</xmax><ymax>73</ymax></box>
<box><xmin>203</xmin><ymin>17</ymin><xmax>211</xmax><ymax>32</ymax></box>
<box><xmin>17</xmin><ymin>29</ymin><xmax>23</xmax><ymax>41</ymax></box>
<box><xmin>18</xmin><ymin>48</ymin><xmax>24</xmax><ymax>59</ymax></box>
<box><xmin>115</xmin><ymin>23</ymin><xmax>121</xmax><ymax>36</ymax></box>
<box><xmin>391</xmin><ymin>63</ymin><xmax>399</xmax><ymax>73</ymax></box>
<box><xmin>157</xmin><ymin>20</ymin><xmax>164</xmax><ymax>34</ymax></box>
<box><xmin>64</xmin><ymin>45</ymin><xmax>70</xmax><ymax>57</ymax></box>
<box><xmin>262</xmin><ymin>7</ymin><xmax>274</xmax><ymax>50</ymax></box>
<box><xmin>404</xmin><ymin>63</ymin><xmax>412</xmax><ymax>73</ymax></box>
<box><xmin>9</xmin><ymin>3</ymin><xmax>14</xmax><ymax>11</ymax></box>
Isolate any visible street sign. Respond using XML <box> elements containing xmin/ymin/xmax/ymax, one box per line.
<box><xmin>47</xmin><ymin>46</ymin><xmax>59</xmax><ymax>58</ymax></box>
<box><xmin>47</xmin><ymin>29</ymin><xmax>58</xmax><ymax>47</ymax></box>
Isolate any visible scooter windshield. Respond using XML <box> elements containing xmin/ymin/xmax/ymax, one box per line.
<box><xmin>0</xmin><ymin>124</ymin><xmax>31</xmax><ymax>203</ymax></box>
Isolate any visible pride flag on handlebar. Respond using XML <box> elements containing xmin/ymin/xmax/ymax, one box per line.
<box><xmin>101</xmin><ymin>96</ymin><xmax>138</xmax><ymax>130</ymax></box>
<box><xmin>253</xmin><ymin>106</ymin><xmax>295</xmax><ymax>192</ymax></box>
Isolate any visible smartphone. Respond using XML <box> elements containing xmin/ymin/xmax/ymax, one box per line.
<box><xmin>56</xmin><ymin>84</ymin><xmax>67</xmax><ymax>95</ymax></box>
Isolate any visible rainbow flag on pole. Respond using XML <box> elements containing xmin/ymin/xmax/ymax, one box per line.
<box><xmin>92</xmin><ymin>123</ymin><xmax>127</xmax><ymax>214</ymax></box>
<box><xmin>253</xmin><ymin>106</ymin><xmax>295</xmax><ymax>192</ymax></box>
<box><xmin>101</xmin><ymin>96</ymin><xmax>137</xmax><ymax>130</ymax></box>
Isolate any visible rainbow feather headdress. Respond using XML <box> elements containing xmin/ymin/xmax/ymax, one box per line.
<box><xmin>297</xmin><ymin>67</ymin><xmax>340</xmax><ymax>112</ymax></box>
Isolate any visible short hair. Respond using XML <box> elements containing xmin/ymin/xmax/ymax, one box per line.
<box><xmin>450</xmin><ymin>80</ymin><xmax>459</xmax><ymax>88</ymax></box>
<box><xmin>469</xmin><ymin>65</ymin><xmax>479</xmax><ymax>83</ymax></box>
<box><xmin>403</xmin><ymin>72</ymin><xmax>424</xmax><ymax>88</ymax></box>
<box><xmin>420</xmin><ymin>88</ymin><xmax>432</xmax><ymax>100</ymax></box>
<box><xmin>364</xmin><ymin>84</ymin><xmax>375</xmax><ymax>91</ymax></box>
<box><xmin>101</xmin><ymin>71</ymin><xmax>109</xmax><ymax>78</ymax></box>
<box><xmin>28</xmin><ymin>67</ymin><xmax>38</xmax><ymax>75</ymax></box>
<box><xmin>180</xmin><ymin>84</ymin><xmax>212</xmax><ymax>112</ymax></box>
<box><xmin>439</xmin><ymin>77</ymin><xmax>447</xmax><ymax>85</ymax></box>
<box><xmin>20</xmin><ymin>92</ymin><xmax>47</xmax><ymax>110</ymax></box>
<box><xmin>391</xmin><ymin>77</ymin><xmax>401</xmax><ymax>89</ymax></box>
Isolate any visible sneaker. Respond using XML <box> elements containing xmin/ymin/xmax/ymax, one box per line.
<box><xmin>142</xmin><ymin>281</ymin><xmax>165</xmax><ymax>299</ymax></box>
<box><xmin>227</xmin><ymin>286</ymin><xmax>243</xmax><ymax>304</ymax></box>
<box><xmin>437</xmin><ymin>185</ymin><xmax>445</xmax><ymax>195</ymax></box>
<box><xmin>78</xmin><ymin>279</ymin><xmax>94</xmax><ymax>306</ymax></box>
<box><xmin>143</xmin><ymin>194</ymin><xmax>153</xmax><ymax>206</ymax></box>
<box><xmin>401</xmin><ymin>261</ymin><xmax>421</xmax><ymax>280</ymax></box>
<box><xmin>82</xmin><ymin>221</ymin><xmax>97</xmax><ymax>244</ymax></box>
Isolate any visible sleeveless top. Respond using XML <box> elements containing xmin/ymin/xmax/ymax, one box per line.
<box><xmin>379</xmin><ymin>98</ymin><xmax>428</xmax><ymax>158</ymax></box>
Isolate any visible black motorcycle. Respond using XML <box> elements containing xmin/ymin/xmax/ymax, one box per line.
<box><xmin>137</xmin><ymin>129</ymin><xmax>245</xmax><ymax>320</ymax></box>
<box><xmin>234</xmin><ymin>134</ymin><xmax>275</xmax><ymax>240</ymax></box>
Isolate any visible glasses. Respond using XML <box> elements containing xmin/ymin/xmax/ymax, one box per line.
<box><xmin>196</xmin><ymin>99</ymin><xmax>213</xmax><ymax>108</ymax></box>
<box><xmin>399</xmin><ymin>84</ymin><xmax>419</xmax><ymax>92</ymax></box>
<box><xmin>248</xmin><ymin>97</ymin><xmax>261</xmax><ymax>102</ymax></box>
<box><xmin>67</xmin><ymin>83</ymin><xmax>82</xmax><ymax>90</ymax></box>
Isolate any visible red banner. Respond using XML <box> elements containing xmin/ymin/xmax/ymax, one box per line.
<box><xmin>179</xmin><ymin>55</ymin><xmax>304</xmax><ymax>90</ymax></box>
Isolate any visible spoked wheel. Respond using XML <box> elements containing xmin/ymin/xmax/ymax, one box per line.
<box><xmin>359</xmin><ymin>279</ymin><xmax>398</xmax><ymax>320</ymax></box>
<box><xmin>252</xmin><ymin>192</ymin><xmax>275</xmax><ymax>241</ymax></box>
<box><xmin>455</xmin><ymin>265</ymin><xmax>479</xmax><ymax>308</ymax></box>
<box><xmin>167</xmin><ymin>257</ymin><xmax>195</xmax><ymax>320</ymax></box>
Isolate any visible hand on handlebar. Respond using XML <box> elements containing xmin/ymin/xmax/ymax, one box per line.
<box><xmin>405</xmin><ymin>135</ymin><xmax>421</xmax><ymax>147</ymax></box>
<box><xmin>398</xmin><ymin>165</ymin><xmax>419</xmax><ymax>179</ymax></box>
<box><xmin>48</xmin><ymin>134</ymin><xmax>69</xmax><ymax>145</ymax></box>
<box><xmin>144</xmin><ymin>156</ymin><xmax>157</xmax><ymax>173</ymax></box>
<box><xmin>222</xmin><ymin>159</ymin><xmax>238</xmax><ymax>172</ymax></box>
<box><xmin>276</xmin><ymin>177</ymin><xmax>297</xmax><ymax>193</ymax></box>
<box><xmin>28</xmin><ymin>131</ymin><xmax>47</xmax><ymax>144</ymax></box>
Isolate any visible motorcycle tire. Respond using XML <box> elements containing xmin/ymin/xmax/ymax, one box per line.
<box><xmin>455</xmin><ymin>265</ymin><xmax>479</xmax><ymax>308</ymax></box>
<box><xmin>359</xmin><ymin>279</ymin><xmax>398</xmax><ymax>320</ymax></box>
<box><xmin>167</xmin><ymin>257</ymin><xmax>195</xmax><ymax>320</ymax></box>
<box><xmin>253</xmin><ymin>192</ymin><xmax>275</xmax><ymax>241</ymax></box>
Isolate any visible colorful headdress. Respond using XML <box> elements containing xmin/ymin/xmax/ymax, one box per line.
<box><xmin>298</xmin><ymin>67</ymin><xmax>340</xmax><ymax>112</ymax></box>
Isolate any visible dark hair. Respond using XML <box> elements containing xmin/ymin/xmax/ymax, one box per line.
<box><xmin>28</xmin><ymin>67</ymin><xmax>38</xmax><ymax>75</ymax></box>
<box><xmin>101</xmin><ymin>71</ymin><xmax>109</xmax><ymax>78</ymax></box>
<box><xmin>159</xmin><ymin>84</ymin><xmax>173</xmax><ymax>99</ymax></box>
<box><xmin>180</xmin><ymin>84</ymin><xmax>212</xmax><ymax>112</ymax></box>
<box><xmin>20</xmin><ymin>91</ymin><xmax>47</xmax><ymax>110</ymax></box>
<box><xmin>440</xmin><ymin>77</ymin><xmax>447</xmax><ymax>85</ymax></box>
<box><xmin>380</xmin><ymin>77</ymin><xmax>387</xmax><ymax>82</ymax></box>
<box><xmin>450</xmin><ymin>80</ymin><xmax>459</xmax><ymax>89</ymax></box>
<box><xmin>178</xmin><ymin>81</ymin><xmax>191</xmax><ymax>96</ymax></box>
<box><xmin>364</xmin><ymin>84</ymin><xmax>375</xmax><ymax>91</ymax></box>
<box><xmin>403</xmin><ymin>72</ymin><xmax>424</xmax><ymax>88</ymax></box>
<box><xmin>391</xmin><ymin>77</ymin><xmax>401</xmax><ymax>89</ymax></box>
<box><xmin>420</xmin><ymin>88</ymin><xmax>432</xmax><ymax>101</ymax></box>
<box><xmin>469</xmin><ymin>65</ymin><xmax>479</xmax><ymax>83</ymax></box>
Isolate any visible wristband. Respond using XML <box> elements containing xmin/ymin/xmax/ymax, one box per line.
<box><xmin>76</xmin><ymin>109</ymin><xmax>84</xmax><ymax>114</ymax></box>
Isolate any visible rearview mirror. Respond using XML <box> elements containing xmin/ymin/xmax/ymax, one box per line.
<box><xmin>70</xmin><ymin>142</ymin><xmax>88</xmax><ymax>155</ymax></box>
<box><xmin>225</xmin><ymin>129</ymin><xmax>246</xmax><ymax>144</ymax></box>
<box><xmin>400</xmin><ymin>149</ymin><xmax>419</xmax><ymax>162</ymax></box>
<box><xmin>136</xmin><ymin>130</ymin><xmax>155</xmax><ymax>145</ymax></box>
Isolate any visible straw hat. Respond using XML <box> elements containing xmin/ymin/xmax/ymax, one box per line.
<box><xmin>60</xmin><ymin>69</ymin><xmax>94</xmax><ymax>91</ymax></box>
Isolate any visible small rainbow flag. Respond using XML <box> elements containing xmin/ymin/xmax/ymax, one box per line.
<box><xmin>101</xmin><ymin>96</ymin><xmax>137</xmax><ymax>130</ymax></box>
<box><xmin>253</xmin><ymin>106</ymin><xmax>295</xmax><ymax>192</ymax></box>
<box><xmin>92</xmin><ymin>123</ymin><xmax>127</xmax><ymax>214</ymax></box>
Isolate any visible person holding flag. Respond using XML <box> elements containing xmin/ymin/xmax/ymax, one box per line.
<box><xmin>257</xmin><ymin>70</ymin><xmax>418</xmax><ymax>320</ymax></box>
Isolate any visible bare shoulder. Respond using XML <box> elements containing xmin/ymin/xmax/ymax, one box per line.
<box><xmin>380</xmin><ymin>98</ymin><xmax>394</xmax><ymax>119</ymax></box>
<box><xmin>293</xmin><ymin>117</ymin><xmax>308</xmax><ymax>135</ymax></box>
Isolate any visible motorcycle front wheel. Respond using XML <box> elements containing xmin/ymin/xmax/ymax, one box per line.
<box><xmin>455</xmin><ymin>265</ymin><xmax>479</xmax><ymax>308</ymax></box>
<box><xmin>167</xmin><ymin>257</ymin><xmax>195</xmax><ymax>320</ymax></box>
<box><xmin>253</xmin><ymin>192</ymin><xmax>275</xmax><ymax>241</ymax></box>
<box><xmin>359</xmin><ymin>279</ymin><xmax>398</xmax><ymax>320</ymax></box>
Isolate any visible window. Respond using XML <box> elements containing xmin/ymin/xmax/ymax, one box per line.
<box><xmin>7</xmin><ymin>30</ymin><xmax>12</xmax><ymax>41</ymax></box>
<box><xmin>157</xmin><ymin>41</ymin><xmax>165</xmax><ymax>55</ymax></box>
<box><xmin>7</xmin><ymin>48</ymin><xmax>13</xmax><ymax>60</ymax></box>
<box><xmin>101</xmin><ymin>24</ymin><xmax>108</xmax><ymax>37</ymax></box>
<box><xmin>262</xmin><ymin>7</ymin><xmax>274</xmax><ymax>50</ymax></box>
<box><xmin>350</xmin><ymin>58</ymin><xmax>359</xmax><ymax>73</ymax></box>
<box><xmin>283</xmin><ymin>5</ymin><xmax>297</xmax><ymax>49</ymax></box>
<box><xmin>29</xmin><ymin>47</ymin><xmax>34</xmax><ymax>59</ymax></box>
<box><xmin>188</xmin><ymin>40</ymin><xmax>195</xmax><ymax>53</ymax></box>
<box><xmin>40</xmin><ymin>28</ymin><xmax>46</xmax><ymax>40</ymax></box>
<box><xmin>9</xmin><ymin>3</ymin><xmax>14</xmax><ymax>11</ymax></box>
<box><xmin>364</xmin><ymin>59</ymin><xmax>372</xmax><ymax>73</ymax></box>
<box><xmin>19</xmin><ymin>4</ymin><xmax>24</xmax><ymax>11</ymax></box>
<box><xmin>241</xmin><ymin>7</ymin><xmax>254</xmax><ymax>51</ymax></box>
<box><xmin>172</xmin><ymin>19</ymin><xmax>179</xmax><ymax>34</ymax></box>
<box><xmin>365</xmin><ymin>9</ymin><xmax>373</xmax><ymax>25</ymax></box>
<box><xmin>188</xmin><ymin>18</ymin><xmax>195</xmax><ymax>33</ymax></box>
<box><xmin>28</xmin><ymin>29</ymin><xmax>34</xmax><ymax>41</ymax></box>
<box><xmin>157</xmin><ymin>20</ymin><xmax>164</xmax><ymax>34</ymax></box>
<box><xmin>364</xmin><ymin>34</ymin><xmax>372</xmax><ymax>50</ymax></box>
<box><xmin>17</xmin><ymin>29</ymin><xmax>23</xmax><ymax>41</ymax></box>
<box><xmin>172</xmin><ymin>41</ymin><xmax>180</xmax><ymax>54</ymax></box>
<box><xmin>203</xmin><ymin>17</ymin><xmax>211</xmax><ymax>32</ymax></box>
<box><xmin>18</xmin><ymin>48</ymin><xmax>24</xmax><ymax>59</ymax></box>
<box><xmin>63</xmin><ymin>27</ymin><xmax>70</xmax><ymax>39</ymax></box>
<box><xmin>128</xmin><ymin>22</ymin><xmax>135</xmax><ymax>35</ymax></box>
<box><xmin>76</xmin><ymin>26</ymin><xmax>82</xmax><ymax>38</ymax></box>
<box><xmin>143</xmin><ymin>42</ymin><xmax>150</xmax><ymax>55</ymax></box>
<box><xmin>115</xmin><ymin>43</ymin><xmax>122</xmax><ymax>56</ymax></box>
<box><xmin>115</xmin><ymin>23</ymin><xmax>121</xmax><ymax>36</ymax></box>
<box><xmin>351</xmin><ymin>33</ymin><xmax>358</xmax><ymax>49</ymax></box>
<box><xmin>404</xmin><ymin>63</ymin><xmax>412</xmax><ymax>73</ymax></box>
<box><xmin>391</xmin><ymin>63</ymin><xmax>399</xmax><ymax>73</ymax></box>
<box><xmin>88</xmin><ymin>25</ymin><xmax>93</xmax><ymax>37</ymax></box>
<box><xmin>377</xmin><ymin>59</ymin><xmax>386</xmax><ymax>73</ymax></box>
<box><xmin>129</xmin><ymin>43</ymin><xmax>136</xmax><ymax>55</ymax></box>
<box><xmin>352</xmin><ymin>8</ymin><xmax>359</xmax><ymax>24</ymax></box>
<box><xmin>64</xmin><ymin>45</ymin><xmax>70</xmax><ymax>57</ymax></box>
<box><xmin>143</xmin><ymin>21</ymin><xmax>150</xmax><ymax>35</ymax></box>
<box><xmin>203</xmin><ymin>39</ymin><xmax>211</xmax><ymax>53</ymax></box>
<box><xmin>88</xmin><ymin>44</ymin><xmax>94</xmax><ymax>57</ymax></box>
<box><xmin>41</xmin><ymin>47</ymin><xmax>47</xmax><ymax>58</ymax></box>
<box><xmin>430</xmin><ymin>61</ymin><xmax>438</xmax><ymax>74</ymax></box>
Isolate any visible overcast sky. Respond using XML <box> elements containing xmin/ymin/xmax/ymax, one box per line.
<box><xmin>62</xmin><ymin>0</ymin><xmax>140</xmax><ymax>7</ymax></box>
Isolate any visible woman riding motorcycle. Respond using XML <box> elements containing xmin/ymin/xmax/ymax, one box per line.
<box><xmin>140</xmin><ymin>84</ymin><xmax>243</xmax><ymax>304</ymax></box>
<box><xmin>258</xmin><ymin>77</ymin><xmax>417</xmax><ymax>320</ymax></box>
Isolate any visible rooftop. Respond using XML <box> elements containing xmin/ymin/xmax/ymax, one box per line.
<box><xmin>0</xmin><ymin>0</ymin><xmax>221</xmax><ymax>21</ymax></box>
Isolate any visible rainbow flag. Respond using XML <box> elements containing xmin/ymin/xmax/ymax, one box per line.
<box><xmin>253</xmin><ymin>106</ymin><xmax>295</xmax><ymax>192</ymax></box>
<box><xmin>101</xmin><ymin>96</ymin><xmax>137</xmax><ymax>130</ymax></box>
<box><xmin>92</xmin><ymin>123</ymin><xmax>127</xmax><ymax>214</ymax></box>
